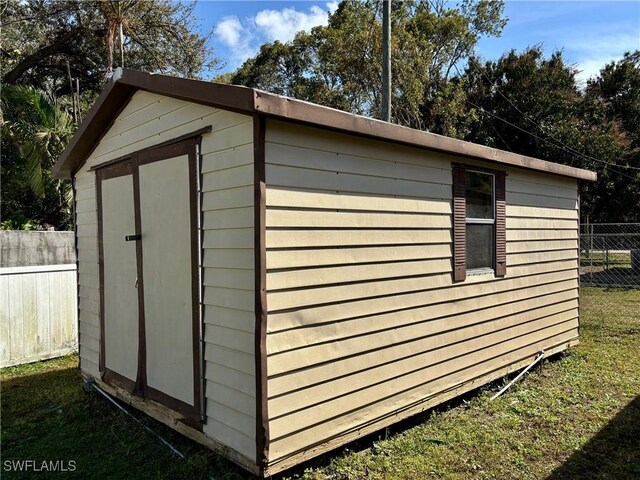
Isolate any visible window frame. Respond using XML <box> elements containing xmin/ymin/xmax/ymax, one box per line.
<box><xmin>452</xmin><ymin>165</ymin><xmax>507</xmax><ymax>282</ymax></box>
<box><xmin>465</xmin><ymin>170</ymin><xmax>496</xmax><ymax>274</ymax></box>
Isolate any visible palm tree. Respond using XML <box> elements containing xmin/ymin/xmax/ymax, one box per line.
<box><xmin>1</xmin><ymin>85</ymin><xmax>75</xmax><ymax>227</ymax></box>
<box><xmin>99</xmin><ymin>0</ymin><xmax>137</xmax><ymax>74</ymax></box>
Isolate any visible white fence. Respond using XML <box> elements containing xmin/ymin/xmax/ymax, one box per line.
<box><xmin>0</xmin><ymin>264</ymin><xmax>78</xmax><ymax>367</ymax></box>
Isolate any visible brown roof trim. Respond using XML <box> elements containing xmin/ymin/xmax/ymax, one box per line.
<box><xmin>254</xmin><ymin>92</ymin><xmax>596</xmax><ymax>181</ymax></box>
<box><xmin>53</xmin><ymin>70</ymin><xmax>254</xmax><ymax>178</ymax></box>
<box><xmin>54</xmin><ymin>69</ymin><xmax>597</xmax><ymax>182</ymax></box>
<box><xmin>54</xmin><ymin>80</ymin><xmax>129</xmax><ymax>178</ymax></box>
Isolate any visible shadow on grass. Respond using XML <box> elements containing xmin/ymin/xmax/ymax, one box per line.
<box><xmin>1</xmin><ymin>364</ymin><xmax>250</xmax><ymax>480</ymax></box>
<box><xmin>546</xmin><ymin>395</ymin><xmax>640</xmax><ymax>480</ymax></box>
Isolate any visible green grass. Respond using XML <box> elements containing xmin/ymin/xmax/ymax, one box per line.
<box><xmin>1</xmin><ymin>356</ymin><xmax>248</xmax><ymax>480</ymax></box>
<box><xmin>579</xmin><ymin>251</ymin><xmax>632</xmax><ymax>270</ymax></box>
<box><xmin>2</xmin><ymin>288</ymin><xmax>639</xmax><ymax>479</ymax></box>
<box><xmin>580</xmin><ymin>251</ymin><xmax>631</xmax><ymax>264</ymax></box>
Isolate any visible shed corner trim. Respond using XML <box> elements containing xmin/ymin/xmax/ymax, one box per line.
<box><xmin>253</xmin><ymin>113</ymin><xmax>269</xmax><ymax>471</ymax></box>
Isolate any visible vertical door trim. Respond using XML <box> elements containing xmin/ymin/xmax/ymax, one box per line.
<box><xmin>196</xmin><ymin>140</ymin><xmax>207</xmax><ymax>424</ymax></box>
<box><xmin>131</xmin><ymin>158</ymin><xmax>147</xmax><ymax>397</ymax></box>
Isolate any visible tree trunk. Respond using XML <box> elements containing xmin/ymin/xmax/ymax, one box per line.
<box><xmin>3</xmin><ymin>28</ymin><xmax>81</xmax><ymax>84</ymax></box>
<box><xmin>119</xmin><ymin>22</ymin><xmax>125</xmax><ymax>68</ymax></box>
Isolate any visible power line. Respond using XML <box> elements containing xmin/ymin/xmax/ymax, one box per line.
<box><xmin>464</xmin><ymin>98</ymin><xmax>639</xmax><ymax>182</ymax></box>
<box><xmin>478</xmin><ymin>69</ymin><xmax>640</xmax><ymax>172</ymax></box>
<box><xmin>374</xmin><ymin>3</ymin><xmax>637</xmax><ymax>179</ymax></box>
<box><xmin>409</xmin><ymin>0</ymin><xmax>636</xmax><ymax>176</ymax></box>
<box><xmin>452</xmin><ymin>64</ymin><xmax>640</xmax><ymax>180</ymax></box>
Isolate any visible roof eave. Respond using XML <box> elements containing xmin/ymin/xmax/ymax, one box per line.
<box><xmin>53</xmin><ymin>69</ymin><xmax>597</xmax><ymax>182</ymax></box>
<box><xmin>53</xmin><ymin>70</ymin><xmax>257</xmax><ymax>179</ymax></box>
<box><xmin>54</xmin><ymin>80</ymin><xmax>126</xmax><ymax>179</ymax></box>
<box><xmin>253</xmin><ymin>91</ymin><xmax>597</xmax><ymax>182</ymax></box>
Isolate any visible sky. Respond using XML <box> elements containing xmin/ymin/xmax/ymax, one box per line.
<box><xmin>194</xmin><ymin>1</ymin><xmax>640</xmax><ymax>85</ymax></box>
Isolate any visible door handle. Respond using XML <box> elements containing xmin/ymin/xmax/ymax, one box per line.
<box><xmin>125</xmin><ymin>234</ymin><xmax>141</xmax><ymax>241</ymax></box>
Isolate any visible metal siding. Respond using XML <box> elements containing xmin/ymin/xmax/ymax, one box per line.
<box><xmin>263</xmin><ymin>120</ymin><xmax>580</xmax><ymax>469</ymax></box>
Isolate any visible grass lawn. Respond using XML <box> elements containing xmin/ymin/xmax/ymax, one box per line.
<box><xmin>580</xmin><ymin>251</ymin><xmax>631</xmax><ymax>268</ymax></box>
<box><xmin>2</xmin><ymin>287</ymin><xmax>639</xmax><ymax>479</ymax></box>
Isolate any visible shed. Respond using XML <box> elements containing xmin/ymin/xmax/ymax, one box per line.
<box><xmin>53</xmin><ymin>69</ymin><xmax>596</xmax><ymax>477</ymax></box>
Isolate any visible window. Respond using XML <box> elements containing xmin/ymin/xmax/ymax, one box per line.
<box><xmin>452</xmin><ymin>166</ymin><xmax>506</xmax><ymax>282</ymax></box>
<box><xmin>466</xmin><ymin>171</ymin><xmax>494</xmax><ymax>270</ymax></box>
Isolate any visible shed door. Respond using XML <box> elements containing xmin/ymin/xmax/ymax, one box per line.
<box><xmin>138</xmin><ymin>149</ymin><xmax>198</xmax><ymax>411</ymax></box>
<box><xmin>99</xmin><ymin>164</ymin><xmax>139</xmax><ymax>391</ymax></box>
<box><xmin>97</xmin><ymin>138</ymin><xmax>201</xmax><ymax>423</ymax></box>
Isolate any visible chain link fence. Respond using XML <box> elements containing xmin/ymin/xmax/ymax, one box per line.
<box><xmin>580</xmin><ymin>223</ymin><xmax>640</xmax><ymax>288</ymax></box>
<box><xmin>579</xmin><ymin>223</ymin><xmax>640</xmax><ymax>315</ymax></box>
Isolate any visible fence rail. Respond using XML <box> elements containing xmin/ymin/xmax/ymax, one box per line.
<box><xmin>0</xmin><ymin>263</ymin><xmax>78</xmax><ymax>368</ymax></box>
<box><xmin>580</xmin><ymin>223</ymin><xmax>640</xmax><ymax>289</ymax></box>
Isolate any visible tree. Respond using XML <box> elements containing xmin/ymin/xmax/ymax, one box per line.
<box><xmin>462</xmin><ymin>48</ymin><xmax>584</xmax><ymax>158</ymax></box>
<box><xmin>2</xmin><ymin>0</ymin><xmax>218</xmax><ymax>96</ymax></box>
<box><xmin>1</xmin><ymin>85</ymin><xmax>75</xmax><ymax>230</ymax></box>
<box><xmin>98</xmin><ymin>0</ymin><xmax>137</xmax><ymax>74</ymax></box>
<box><xmin>586</xmin><ymin>51</ymin><xmax>640</xmax><ymax>148</ymax></box>
<box><xmin>1</xmin><ymin>0</ymin><xmax>220</xmax><ymax>230</ymax></box>
<box><xmin>460</xmin><ymin>47</ymin><xmax>639</xmax><ymax>222</ymax></box>
<box><xmin>229</xmin><ymin>0</ymin><xmax>507</xmax><ymax>130</ymax></box>
<box><xmin>583</xmin><ymin>52</ymin><xmax>640</xmax><ymax>222</ymax></box>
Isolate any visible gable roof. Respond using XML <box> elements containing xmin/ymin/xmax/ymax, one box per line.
<box><xmin>53</xmin><ymin>69</ymin><xmax>596</xmax><ymax>181</ymax></box>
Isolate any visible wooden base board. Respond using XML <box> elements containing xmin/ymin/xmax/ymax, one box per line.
<box><xmin>85</xmin><ymin>375</ymin><xmax>259</xmax><ymax>476</ymax></box>
<box><xmin>264</xmin><ymin>339</ymin><xmax>578</xmax><ymax>477</ymax></box>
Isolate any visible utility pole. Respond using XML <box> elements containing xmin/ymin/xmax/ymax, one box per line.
<box><xmin>382</xmin><ymin>0</ymin><xmax>391</xmax><ymax>122</ymax></box>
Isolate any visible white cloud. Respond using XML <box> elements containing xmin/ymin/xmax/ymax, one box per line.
<box><xmin>214</xmin><ymin>15</ymin><xmax>258</xmax><ymax>67</ymax></box>
<box><xmin>327</xmin><ymin>1</ymin><xmax>340</xmax><ymax>13</ymax></box>
<box><xmin>566</xmin><ymin>32</ymin><xmax>639</xmax><ymax>58</ymax></box>
<box><xmin>508</xmin><ymin>2</ymin><xmax>593</xmax><ymax>27</ymax></box>
<box><xmin>254</xmin><ymin>5</ymin><xmax>330</xmax><ymax>43</ymax></box>
<box><xmin>565</xmin><ymin>31</ymin><xmax>639</xmax><ymax>85</ymax></box>
<box><xmin>214</xmin><ymin>3</ymin><xmax>339</xmax><ymax>69</ymax></box>
<box><xmin>574</xmin><ymin>57</ymin><xmax>610</xmax><ymax>86</ymax></box>
<box><xmin>214</xmin><ymin>16</ymin><xmax>244</xmax><ymax>48</ymax></box>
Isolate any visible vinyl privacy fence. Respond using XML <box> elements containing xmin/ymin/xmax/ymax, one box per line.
<box><xmin>0</xmin><ymin>231</ymin><xmax>78</xmax><ymax>367</ymax></box>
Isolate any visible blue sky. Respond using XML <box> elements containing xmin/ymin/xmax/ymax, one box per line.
<box><xmin>195</xmin><ymin>1</ymin><xmax>640</xmax><ymax>84</ymax></box>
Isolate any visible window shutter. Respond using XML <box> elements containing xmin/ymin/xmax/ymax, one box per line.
<box><xmin>452</xmin><ymin>166</ymin><xmax>466</xmax><ymax>282</ymax></box>
<box><xmin>495</xmin><ymin>172</ymin><xmax>507</xmax><ymax>277</ymax></box>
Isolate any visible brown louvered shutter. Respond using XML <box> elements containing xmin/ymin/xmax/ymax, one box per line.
<box><xmin>452</xmin><ymin>166</ymin><xmax>466</xmax><ymax>282</ymax></box>
<box><xmin>495</xmin><ymin>172</ymin><xmax>507</xmax><ymax>276</ymax></box>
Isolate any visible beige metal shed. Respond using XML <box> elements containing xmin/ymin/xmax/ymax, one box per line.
<box><xmin>54</xmin><ymin>69</ymin><xmax>596</xmax><ymax>477</ymax></box>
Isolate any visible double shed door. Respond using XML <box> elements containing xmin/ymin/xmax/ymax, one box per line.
<box><xmin>97</xmin><ymin>139</ymin><xmax>201</xmax><ymax>423</ymax></box>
